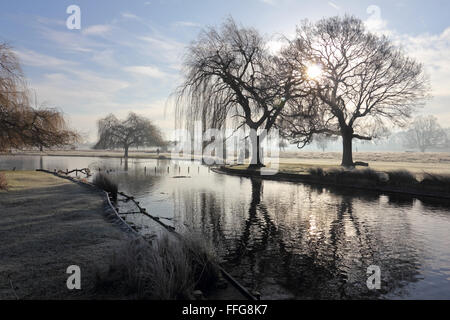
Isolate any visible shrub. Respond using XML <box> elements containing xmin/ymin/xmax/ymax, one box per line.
<box><xmin>387</xmin><ymin>170</ymin><xmax>417</xmax><ymax>186</ymax></box>
<box><xmin>93</xmin><ymin>173</ymin><xmax>118</xmax><ymax>201</ymax></box>
<box><xmin>0</xmin><ymin>172</ymin><xmax>8</xmax><ymax>191</ymax></box>
<box><xmin>352</xmin><ymin>168</ymin><xmax>382</xmax><ymax>183</ymax></box>
<box><xmin>325</xmin><ymin>168</ymin><xmax>382</xmax><ymax>184</ymax></box>
<box><xmin>308</xmin><ymin>167</ymin><xmax>324</xmax><ymax>177</ymax></box>
<box><xmin>95</xmin><ymin>234</ymin><xmax>220</xmax><ymax>300</ymax></box>
<box><xmin>325</xmin><ymin>167</ymin><xmax>345</xmax><ymax>176</ymax></box>
<box><xmin>420</xmin><ymin>173</ymin><xmax>450</xmax><ymax>192</ymax></box>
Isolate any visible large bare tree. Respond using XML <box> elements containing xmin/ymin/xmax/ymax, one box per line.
<box><xmin>0</xmin><ymin>43</ymin><xmax>79</xmax><ymax>151</ymax></box>
<box><xmin>403</xmin><ymin>115</ymin><xmax>446</xmax><ymax>152</ymax></box>
<box><xmin>280</xmin><ymin>16</ymin><xmax>430</xmax><ymax>167</ymax></box>
<box><xmin>94</xmin><ymin>112</ymin><xmax>165</xmax><ymax>158</ymax></box>
<box><xmin>175</xmin><ymin>18</ymin><xmax>305</xmax><ymax>168</ymax></box>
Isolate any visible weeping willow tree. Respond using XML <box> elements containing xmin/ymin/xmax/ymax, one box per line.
<box><xmin>0</xmin><ymin>43</ymin><xmax>79</xmax><ymax>151</ymax></box>
<box><xmin>175</xmin><ymin>18</ymin><xmax>306</xmax><ymax>168</ymax></box>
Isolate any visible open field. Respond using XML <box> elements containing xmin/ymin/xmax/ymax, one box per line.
<box><xmin>235</xmin><ymin>151</ymin><xmax>450</xmax><ymax>175</ymax></box>
<box><xmin>266</xmin><ymin>151</ymin><xmax>450</xmax><ymax>175</ymax></box>
<box><xmin>0</xmin><ymin>171</ymin><xmax>130</xmax><ymax>299</ymax></box>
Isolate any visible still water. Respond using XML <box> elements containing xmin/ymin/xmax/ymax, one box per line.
<box><xmin>1</xmin><ymin>155</ymin><xmax>450</xmax><ymax>299</ymax></box>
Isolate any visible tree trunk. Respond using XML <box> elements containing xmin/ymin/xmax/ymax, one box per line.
<box><xmin>341</xmin><ymin>130</ymin><xmax>354</xmax><ymax>167</ymax></box>
<box><xmin>249</xmin><ymin>132</ymin><xmax>264</xmax><ymax>169</ymax></box>
<box><xmin>124</xmin><ymin>145</ymin><xmax>129</xmax><ymax>158</ymax></box>
<box><xmin>39</xmin><ymin>145</ymin><xmax>43</xmax><ymax>152</ymax></box>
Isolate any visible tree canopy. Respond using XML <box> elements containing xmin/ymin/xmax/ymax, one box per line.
<box><xmin>94</xmin><ymin>112</ymin><xmax>165</xmax><ymax>157</ymax></box>
<box><xmin>403</xmin><ymin>115</ymin><xmax>447</xmax><ymax>152</ymax></box>
<box><xmin>175</xmin><ymin>18</ymin><xmax>305</xmax><ymax>167</ymax></box>
<box><xmin>0</xmin><ymin>43</ymin><xmax>79</xmax><ymax>151</ymax></box>
<box><xmin>279</xmin><ymin>16</ymin><xmax>430</xmax><ymax>166</ymax></box>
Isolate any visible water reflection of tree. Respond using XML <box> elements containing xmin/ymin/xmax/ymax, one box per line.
<box><xmin>170</xmin><ymin>175</ymin><xmax>424</xmax><ymax>299</ymax></box>
<box><xmin>105</xmin><ymin>161</ymin><xmax>163</xmax><ymax>196</ymax></box>
<box><xmin>227</xmin><ymin>179</ymin><xmax>422</xmax><ymax>299</ymax></box>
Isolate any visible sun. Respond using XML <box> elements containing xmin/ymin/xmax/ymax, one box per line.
<box><xmin>306</xmin><ymin>63</ymin><xmax>322</xmax><ymax>80</ymax></box>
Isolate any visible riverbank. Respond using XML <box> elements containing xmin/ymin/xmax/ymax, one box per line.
<box><xmin>0</xmin><ymin>171</ymin><xmax>132</xmax><ymax>299</ymax></box>
<box><xmin>215</xmin><ymin>165</ymin><xmax>450</xmax><ymax>200</ymax></box>
<box><xmin>0</xmin><ymin>171</ymin><xmax>246</xmax><ymax>300</ymax></box>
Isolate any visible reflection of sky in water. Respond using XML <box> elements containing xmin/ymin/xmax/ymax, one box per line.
<box><xmin>2</xmin><ymin>155</ymin><xmax>450</xmax><ymax>299</ymax></box>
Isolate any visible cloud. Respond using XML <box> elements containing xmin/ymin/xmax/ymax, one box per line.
<box><xmin>123</xmin><ymin>65</ymin><xmax>170</xmax><ymax>79</ymax></box>
<box><xmin>13</xmin><ymin>49</ymin><xmax>78</xmax><ymax>68</ymax></box>
<box><xmin>259</xmin><ymin>0</ymin><xmax>277</xmax><ymax>5</ymax></box>
<box><xmin>136</xmin><ymin>35</ymin><xmax>185</xmax><ymax>64</ymax></box>
<box><xmin>364</xmin><ymin>5</ymin><xmax>390</xmax><ymax>35</ymax></box>
<box><xmin>37</xmin><ymin>26</ymin><xmax>105</xmax><ymax>53</ymax></box>
<box><xmin>173</xmin><ymin>21</ymin><xmax>201</xmax><ymax>28</ymax></box>
<box><xmin>82</xmin><ymin>24</ymin><xmax>113</xmax><ymax>36</ymax></box>
<box><xmin>370</xmin><ymin>26</ymin><xmax>450</xmax><ymax>126</ymax></box>
<box><xmin>395</xmin><ymin>28</ymin><xmax>450</xmax><ymax>98</ymax></box>
<box><xmin>121</xmin><ymin>12</ymin><xmax>140</xmax><ymax>20</ymax></box>
<box><xmin>138</xmin><ymin>36</ymin><xmax>184</xmax><ymax>51</ymax></box>
<box><xmin>328</xmin><ymin>1</ymin><xmax>340</xmax><ymax>10</ymax></box>
<box><xmin>36</xmin><ymin>16</ymin><xmax>66</xmax><ymax>27</ymax></box>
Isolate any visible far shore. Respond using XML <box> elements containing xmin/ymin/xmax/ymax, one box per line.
<box><xmin>2</xmin><ymin>149</ymin><xmax>450</xmax><ymax>174</ymax></box>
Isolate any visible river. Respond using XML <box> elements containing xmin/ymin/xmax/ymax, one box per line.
<box><xmin>1</xmin><ymin>154</ymin><xmax>450</xmax><ymax>299</ymax></box>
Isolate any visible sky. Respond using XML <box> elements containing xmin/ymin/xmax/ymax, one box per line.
<box><xmin>0</xmin><ymin>0</ymin><xmax>449</xmax><ymax>143</ymax></box>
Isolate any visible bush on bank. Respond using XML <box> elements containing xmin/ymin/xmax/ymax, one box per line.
<box><xmin>94</xmin><ymin>234</ymin><xmax>220</xmax><ymax>300</ymax></box>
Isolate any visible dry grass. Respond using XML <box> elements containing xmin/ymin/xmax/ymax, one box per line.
<box><xmin>276</xmin><ymin>152</ymin><xmax>450</xmax><ymax>174</ymax></box>
<box><xmin>0</xmin><ymin>171</ymin><xmax>68</xmax><ymax>192</ymax></box>
<box><xmin>0</xmin><ymin>172</ymin><xmax>8</xmax><ymax>190</ymax></box>
<box><xmin>279</xmin><ymin>151</ymin><xmax>450</xmax><ymax>163</ymax></box>
<box><xmin>231</xmin><ymin>152</ymin><xmax>450</xmax><ymax>175</ymax></box>
<box><xmin>95</xmin><ymin>234</ymin><xmax>220</xmax><ymax>300</ymax></box>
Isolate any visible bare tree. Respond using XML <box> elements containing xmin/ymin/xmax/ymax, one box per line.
<box><xmin>94</xmin><ymin>112</ymin><xmax>165</xmax><ymax>158</ymax></box>
<box><xmin>175</xmin><ymin>18</ymin><xmax>304</xmax><ymax>168</ymax></box>
<box><xmin>403</xmin><ymin>115</ymin><xmax>446</xmax><ymax>152</ymax></box>
<box><xmin>0</xmin><ymin>43</ymin><xmax>79</xmax><ymax>151</ymax></box>
<box><xmin>281</xmin><ymin>16</ymin><xmax>430</xmax><ymax>167</ymax></box>
<box><xmin>314</xmin><ymin>134</ymin><xmax>336</xmax><ymax>152</ymax></box>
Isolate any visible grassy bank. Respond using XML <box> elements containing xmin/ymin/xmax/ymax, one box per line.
<box><xmin>0</xmin><ymin>171</ymin><xmax>238</xmax><ymax>300</ymax></box>
<box><xmin>0</xmin><ymin>171</ymin><xmax>132</xmax><ymax>299</ymax></box>
<box><xmin>219</xmin><ymin>165</ymin><xmax>450</xmax><ymax>199</ymax></box>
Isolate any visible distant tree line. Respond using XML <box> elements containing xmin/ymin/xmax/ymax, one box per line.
<box><xmin>403</xmin><ymin>115</ymin><xmax>448</xmax><ymax>152</ymax></box>
<box><xmin>309</xmin><ymin>114</ymin><xmax>448</xmax><ymax>153</ymax></box>
<box><xmin>175</xmin><ymin>16</ymin><xmax>430</xmax><ymax>167</ymax></box>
